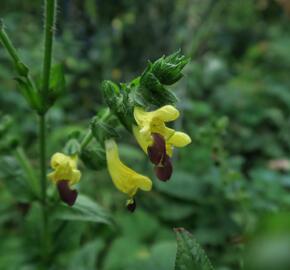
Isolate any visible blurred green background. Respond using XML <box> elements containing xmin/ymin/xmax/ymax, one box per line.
<box><xmin>1</xmin><ymin>0</ymin><xmax>290</xmax><ymax>269</ymax></box>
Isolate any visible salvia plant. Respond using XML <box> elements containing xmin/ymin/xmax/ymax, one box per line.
<box><xmin>0</xmin><ymin>1</ymin><xmax>215</xmax><ymax>269</ymax></box>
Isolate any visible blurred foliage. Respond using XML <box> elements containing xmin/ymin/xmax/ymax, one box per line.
<box><xmin>1</xmin><ymin>0</ymin><xmax>290</xmax><ymax>269</ymax></box>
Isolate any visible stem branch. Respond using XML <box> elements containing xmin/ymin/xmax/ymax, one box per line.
<box><xmin>0</xmin><ymin>20</ymin><xmax>21</xmax><ymax>63</ymax></box>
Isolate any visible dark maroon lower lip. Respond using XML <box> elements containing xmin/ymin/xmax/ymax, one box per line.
<box><xmin>57</xmin><ymin>180</ymin><xmax>78</xmax><ymax>206</ymax></box>
<box><xmin>154</xmin><ymin>155</ymin><xmax>173</xmax><ymax>181</ymax></box>
<box><xmin>147</xmin><ymin>133</ymin><xmax>166</xmax><ymax>165</ymax></box>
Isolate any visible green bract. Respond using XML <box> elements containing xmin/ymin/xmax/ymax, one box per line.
<box><xmin>102</xmin><ymin>51</ymin><xmax>189</xmax><ymax>130</ymax></box>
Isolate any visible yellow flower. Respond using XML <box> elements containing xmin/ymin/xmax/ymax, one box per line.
<box><xmin>105</xmin><ymin>139</ymin><xmax>152</xmax><ymax>211</ymax></box>
<box><xmin>48</xmin><ymin>153</ymin><xmax>81</xmax><ymax>185</ymax></box>
<box><xmin>133</xmin><ymin>105</ymin><xmax>191</xmax><ymax>157</ymax></box>
<box><xmin>133</xmin><ymin>105</ymin><xmax>191</xmax><ymax>181</ymax></box>
<box><xmin>48</xmin><ymin>153</ymin><xmax>81</xmax><ymax>206</ymax></box>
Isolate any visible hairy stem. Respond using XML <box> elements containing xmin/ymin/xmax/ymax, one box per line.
<box><xmin>39</xmin><ymin>0</ymin><xmax>57</xmax><ymax>264</ymax></box>
<box><xmin>41</xmin><ymin>0</ymin><xmax>56</xmax><ymax>109</ymax></box>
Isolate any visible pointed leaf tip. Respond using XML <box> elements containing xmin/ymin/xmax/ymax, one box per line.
<box><xmin>174</xmin><ymin>228</ymin><xmax>215</xmax><ymax>270</ymax></box>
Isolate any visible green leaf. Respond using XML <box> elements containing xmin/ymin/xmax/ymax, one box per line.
<box><xmin>69</xmin><ymin>239</ymin><xmax>104</xmax><ymax>270</ymax></box>
<box><xmin>15</xmin><ymin>61</ymin><xmax>29</xmax><ymax>77</ymax></box>
<box><xmin>91</xmin><ymin>116</ymin><xmax>119</xmax><ymax>144</ymax></box>
<box><xmin>54</xmin><ymin>194</ymin><xmax>113</xmax><ymax>225</ymax></box>
<box><xmin>50</xmin><ymin>64</ymin><xmax>65</xmax><ymax>95</ymax></box>
<box><xmin>14</xmin><ymin>76</ymin><xmax>41</xmax><ymax>110</ymax></box>
<box><xmin>155</xmin><ymin>171</ymin><xmax>203</xmax><ymax>202</ymax></box>
<box><xmin>80</xmin><ymin>146</ymin><xmax>106</xmax><ymax>170</ymax></box>
<box><xmin>0</xmin><ymin>155</ymin><xmax>34</xmax><ymax>202</ymax></box>
<box><xmin>24</xmin><ymin>202</ymin><xmax>44</xmax><ymax>257</ymax></box>
<box><xmin>139</xmin><ymin>71</ymin><xmax>178</xmax><ymax>106</ymax></box>
<box><xmin>174</xmin><ymin>228</ymin><xmax>215</xmax><ymax>270</ymax></box>
<box><xmin>64</xmin><ymin>138</ymin><xmax>81</xmax><ymax>155</ymax></box>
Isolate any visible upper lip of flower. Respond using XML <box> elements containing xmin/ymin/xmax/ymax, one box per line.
<box><xmin>48</xmin><ymin>152</ymin><xmax>81</xmax><ymax>206</ymax></box>
<box><xmin>48</xmin><ymin>152</ymin><xmax>81</xmax><ymax>186</ymax></box>
<box><xmin>132</xmin><ymin>105</ymin><xmax>191</xmax><ymax>157</ymax></box>
<box><xmin>105</xmin><ymin>139</ymin><xmax>152</xmax><ymax>199</ymax></box>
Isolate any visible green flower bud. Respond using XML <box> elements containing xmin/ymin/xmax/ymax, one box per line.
<box><xmin>101</xmin><ymin>80</ymin><xmax>135</xmax><ymax>131</ymax></box>
<box><xmin>151</xmin><ymin>50</ymin><xmax>189</xmax><ymax>85</ymax></box>
<box><xmin>133</xmin><ymin>50</ymin><xmax>189</xmax><ymax>108</ymax></box>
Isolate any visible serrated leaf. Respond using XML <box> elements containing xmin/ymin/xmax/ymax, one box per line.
<box><xmin>139</xmin><ymin>72</ymin><xmax>178</xmax><ymax>107</ymax></box>
<box><xmin>174</xmin><ymin>228</ymin><xmax>215</xmax><ymax>270</ymax></box>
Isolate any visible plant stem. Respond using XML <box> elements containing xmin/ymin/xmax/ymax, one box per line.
<box><xmin>39</xmin><ymin>115</ymin><xmax>47</xmax><ymax>205</ymax></box>
<box><xmin>39</xmin><ymin>0</ymin><xmax>57</xmax><ymax>264</ymax></box>
<box><xmin>42</xmin><ymin>0</ymin><xmax>56</xmax><ymax>110</ymax></box>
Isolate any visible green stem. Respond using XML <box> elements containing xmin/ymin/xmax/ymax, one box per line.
<box><xmin>41</xmin><ymin>0</ymin><xmax>56</xmax><ymax>110</ymax></box>
<box><xmin>39</xmin><ymin>115</ymin><xmax>47</xmax><ymax>206</ymax></box>
<box><xmin>39</xmin><ymin>0</ymin><xmax>57</xmax><ymax>264</ymax></box>
<box><xmin>39</xmin><ymin>114</ymin><xmax>49</xmax><ymax>264</ymax></box>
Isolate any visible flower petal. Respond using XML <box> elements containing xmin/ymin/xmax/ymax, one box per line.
<box><xmin>48</xmin><ymin>153</ymin><xmax>81</xmax><ymax>185</ymax></box>
<box><xmin>167</xmin><ymin>131</ymin><xmax>191</xmax><ymax>147</ymax></box>
<box><xmin>134</xmin><ymin>105</ymin><xmax>180</xmax><ymax>127</ymax></box>
<box><xmin>133</xmin><ymin>174</ymin><xmax>152</xmax><ymax>191</ymax></box>
<box><xmin>147</xmin><ymin>133</ymin><xmax>166</xmax><ymax>165</ymax></box>
<box><xmin>133</xmin><ymin>125</ymin><xmax>151</xmax><ymax>153</ymax></box>
<box><xmin>150</xmin><ymin>105</ymin><xmax>180</xmax><ymax>122</ymax></box>
<box><xmin>105</xmin><ymin>139</ymin><xmax>152</xmax><ymax>197</ymax></box>
<box><xmin>57</xmin><ymin>180</ymin><xmax>78</xmax><ymax>206</ymax></box>
<box><xmin>154</xmin><ymin>155</ymin><xmax>173</xmax><ymax>181</ymax></box>
<box><xmin>51</xmin><ymin>152</ymin><xmax>69</xmax><ymax>169</ymax></box>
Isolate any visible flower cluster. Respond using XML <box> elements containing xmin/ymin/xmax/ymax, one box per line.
<box><xmin>48</xmin><ymin>51</ymin><xmax>191</xmax><ymax>211</ymax></box>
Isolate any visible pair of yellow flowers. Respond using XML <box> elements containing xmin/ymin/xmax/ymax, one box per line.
<box><xmin>48</xmin><ymin>105</ymin><xmax>191</xmax><ymax>209</ymax></box>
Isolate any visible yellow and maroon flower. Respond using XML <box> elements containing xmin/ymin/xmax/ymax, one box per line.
<box><xmin>133</xmin><ymin>105</ymin><xmax>191</xmax><ymax>181</ymax></box>
<box><xmin>48</xmin><ymin>153</ymin><xmax>81</xmax><ymax>206</ymax></box>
